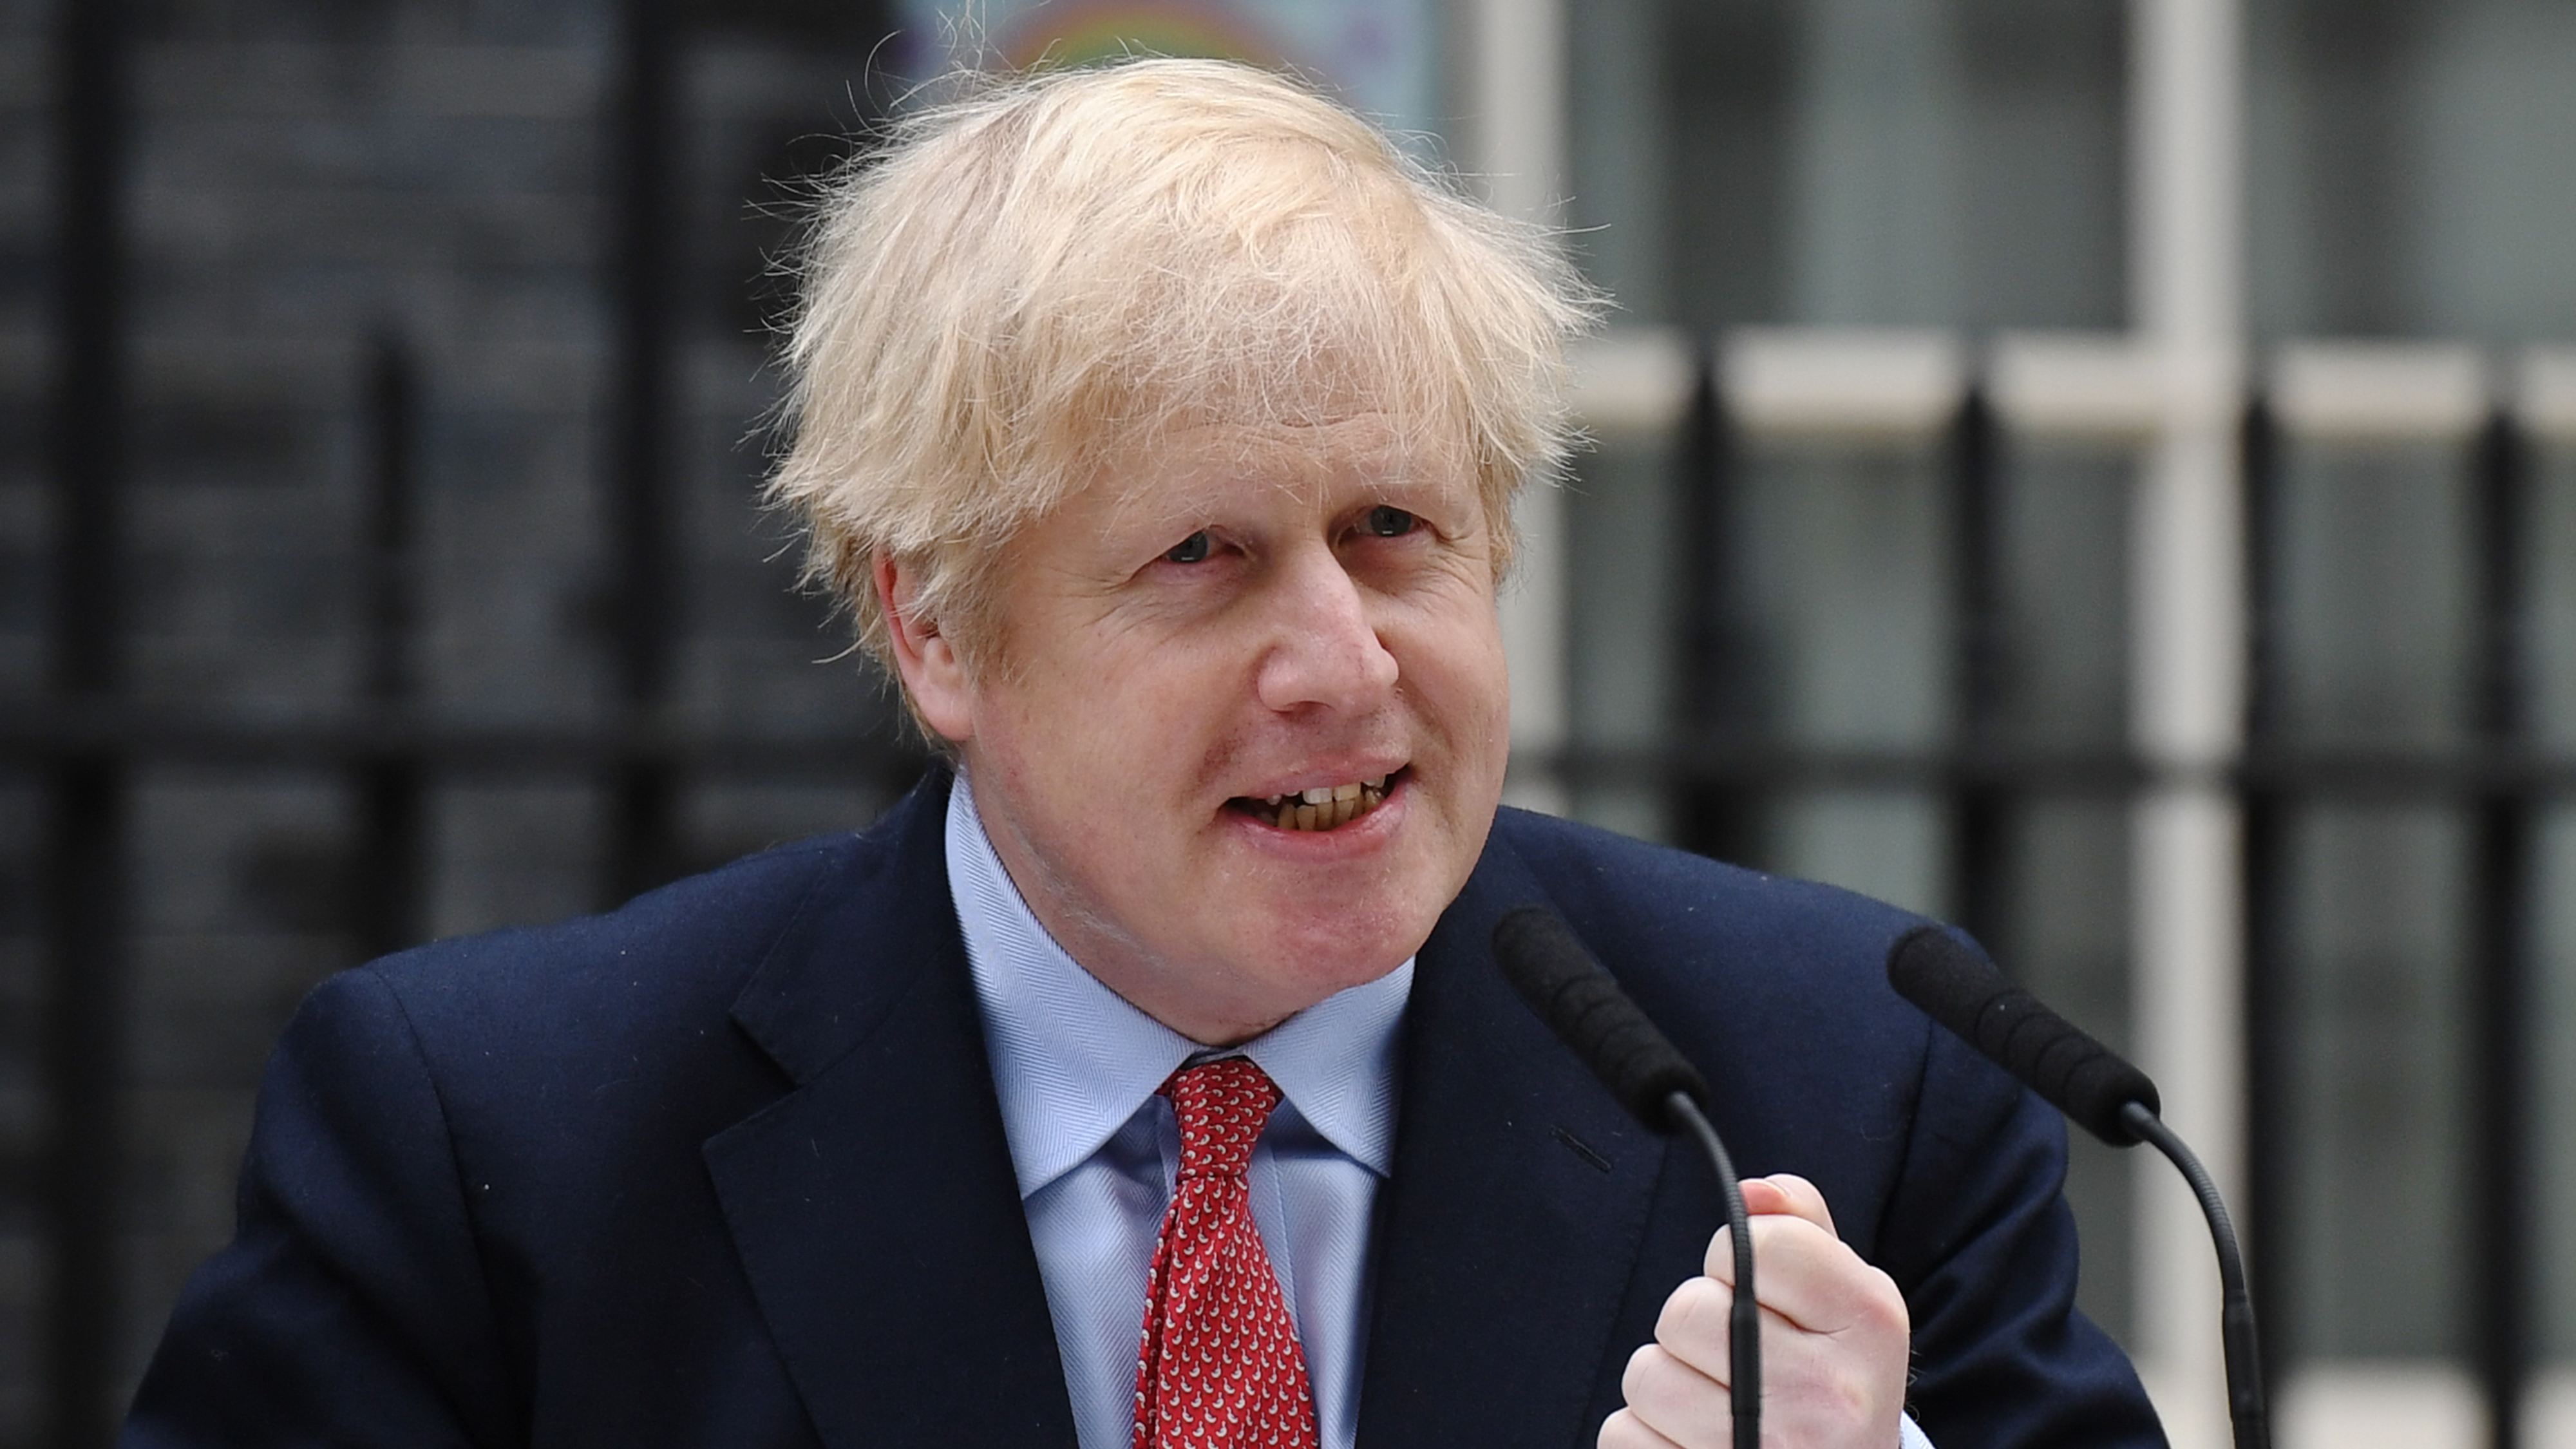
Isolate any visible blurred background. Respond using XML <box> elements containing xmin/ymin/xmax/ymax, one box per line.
<box><xmin>1</xmin><ymin>0</ymin><xmax>2572</xmax><ymax>1446</ymax></box>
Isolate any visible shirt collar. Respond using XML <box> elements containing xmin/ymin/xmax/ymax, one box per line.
<box><xmin>946</xmin><ymin>770</ymin><xmax>1410</xmax><ymax>1200</ymax></box>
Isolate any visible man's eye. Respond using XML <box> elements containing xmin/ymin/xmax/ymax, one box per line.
<box><xmin>1164</xmin><ymin>531</ymin><xmax>1212</xmax><ymax>564</ymax></box>
<box><xmin>1363</xmin><ymin>506</ymin><xmax>1417</xmax><ymax>538</ymax></box>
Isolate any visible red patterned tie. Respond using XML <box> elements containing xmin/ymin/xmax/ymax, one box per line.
<box><xmin>1130</xmin><ymin>1057</ymin><xmax>1321</xmax><ymax>1449</ymax></box>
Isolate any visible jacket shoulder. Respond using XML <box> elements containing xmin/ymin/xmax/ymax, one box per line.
<box><xmin>358</xmin><ymin>828</ymin><xmax>872</xmax><ymax>1039</ymax></box>
<box><xmin>1479</xmin><ymin>807</ymin><xmax>1976</xmax><ymax>1231</ymax></box>
<box><xmin>337</xmin><ymin>773</ymin><xmax>956</xmax><ymax>1124</ymax></box>
<box><xmin>1487</xmin><ymin>805</ymin><xmax>1928</xmax><ymax>1021</ymax></box>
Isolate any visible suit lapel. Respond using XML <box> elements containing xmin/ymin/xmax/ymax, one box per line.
<box><xmin>705</xmin><ymin>776</ymin><xmax>1078</xmax><ymax>1449</ymax></box>
<box><xmin>1358</xmin><ymin>829</ymin><xmax>1672</xmax><ymax>1447</ymax></box>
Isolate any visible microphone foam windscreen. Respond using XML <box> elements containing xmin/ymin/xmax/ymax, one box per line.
<box><xmin>1492</xmin><ymin>906</ymin><xmax>1710</xmax><ymax>1132</ymax></box>
<box><xmin>1884</xmin><ymin>924</ymin><xmax>2159</xmax><ymax>1146</ymax></box>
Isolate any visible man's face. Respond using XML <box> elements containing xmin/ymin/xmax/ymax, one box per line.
<box><xmin>898</xmin><ymin>417</ymin><xmax>1510</xmax><ymax>1045</ymax></box>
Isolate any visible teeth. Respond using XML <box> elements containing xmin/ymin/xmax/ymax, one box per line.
<box><xmin>1252</xmin><ymin>777</ymin><xmax>1392</xmax><ymax>831</ymax></box>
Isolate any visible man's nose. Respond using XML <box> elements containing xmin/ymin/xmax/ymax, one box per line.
<box><xmin>1252</xmin><ymin>545</ymin><xmax>1399</xmax><ymax>714</ymax></box>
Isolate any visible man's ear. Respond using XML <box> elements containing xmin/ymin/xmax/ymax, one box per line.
<box><xmin>873</xmin><ymin>554</ymin><xmax>976</xmax><ymax>743</ymax></box>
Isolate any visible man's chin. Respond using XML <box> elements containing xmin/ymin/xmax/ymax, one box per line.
<box><xmin>1222</xmin><ymin>921</ymin><xmax>1425</xmax><ymax>1012</ymax></box>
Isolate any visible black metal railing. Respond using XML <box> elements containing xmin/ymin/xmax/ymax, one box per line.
<box><xmin>41</xmin><ymin>2</ymin><xmax>130</xmax><ymax>1443</ymax></box>
<box><xmin>1557</xmin><ymin>359</ymin><xmax>2564</xmax><ymax>1449</ymax></box>
<box><xmin>14</xmin><ymin>4</ymin><xmax>925</xmax><ymax>1444</ymax></box>
<box><xmin>2236</xmin><ymin>391</ymin><xmax>2548</xmax><ymax>1449</ymax></box>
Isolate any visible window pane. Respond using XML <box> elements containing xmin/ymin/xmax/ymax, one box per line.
<box><xmin>2272</xmin><ymin>440</ymin><xmax>2474</xmax><ymax>750</ymax></box>
<box><xmin>1996</xmin><ymin>442</ymin><xmax>2132</xmax><ymax>748</ymax></box>
<box><xmin>1738</xmin><ymin>444</ymin><xmax>1949</xmax><ymax>748</ymax></box>
<box><xmin>2282</xmin><ymin>804</ymin><xmax>2472</xmax><ymax>1360</ymax></box>
<box><xmin>1568</xmin><ymin>0</ymin><xmax>2125</xmax><ymax>331</ymax></box>
<box><xmin>1567</xmin><ymin>437</ymin><xmax>1687</xmax><ymax>843</ymax></box>
<box><xmin>2249</xmin><ymin>0</ymin><xmax>2576</xmax><ymax>341</ymax></box>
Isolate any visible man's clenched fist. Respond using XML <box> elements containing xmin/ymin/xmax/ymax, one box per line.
<box><xmin>1600</xmin><ymin>1175</ymin><xmax>1911</xmax><ymax>1449</ymax></box>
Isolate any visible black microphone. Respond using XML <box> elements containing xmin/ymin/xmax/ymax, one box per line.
<box><xmin>1492</xmin><ymin>905</ymin><xmax>1758</xmax><ymax>1449</ymax></box>
<box><xmin>1883</xmin><ymin>923</ymin><xmax>2159</xmax><ymax>1145</ymax></box>
<box><xmin>1884</xmin><ymin>925</ymin><xmax>2271</xmax><ymax>1449</ymax></box>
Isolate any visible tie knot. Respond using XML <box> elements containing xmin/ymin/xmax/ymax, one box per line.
<box><xmin>1159</xmin><ymin>1057</ymin><xmax>1282</xmax><ymax>1180</ymax></box>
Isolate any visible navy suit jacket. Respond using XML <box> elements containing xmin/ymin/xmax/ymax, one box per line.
<box><xmin>127</xmin><ymin>772</ymin><xmax>2164</xmax><ymax>1447</ymax></box>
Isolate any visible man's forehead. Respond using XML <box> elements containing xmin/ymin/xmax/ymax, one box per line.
<box><xmin>1097</xmin><ymin>413</ymin><xmax>1468</xmax><ymax>515</ymax></box>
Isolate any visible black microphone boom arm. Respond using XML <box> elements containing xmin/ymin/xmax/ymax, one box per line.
<box><xmin>1884</xmin><ymin>924</ymin><xmax>2271</xmax><ymax>1449</ymax></box>
<box><xmin>1492</xmin><ymin>905</ymin><xmax>1761</xmax><ymax>1449</ymax></box>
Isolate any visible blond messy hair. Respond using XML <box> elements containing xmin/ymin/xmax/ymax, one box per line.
<box><xmin>767</xmin><ymin>56</ymin><xmax>1598</xmax><ymax>683</ymax></box>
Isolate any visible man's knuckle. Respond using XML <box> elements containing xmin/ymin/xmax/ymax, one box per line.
<box><xmin>1622</xmin><ymin>1342</ymin><xmax>1668</xmax><ymax>1398</ymax></box>
<box><xmin>1859</xmin><ymin>1267</ymin><xmax>1909</xmax><ymax>1331</ymax></box>
<box><xmin>1597</xmin><ymin>1407</ymin><xmax>1646</xmax><ymax>1449</ymax></box>
<box><xmin>1656</xmin><ymin>1275</ymin><xmax>1728</xmax><ymax>1344</ymax></box>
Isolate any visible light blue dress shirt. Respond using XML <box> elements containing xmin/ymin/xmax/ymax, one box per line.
<box><xmin>945</xmin><ymin>773</ymin><xmax>1935</xmax><ymax>1449</ymax></box>
<box><xmin>947</xmin><ymin>773</ymin><xmax>1405</xmax><ymax>1449</ymax></box>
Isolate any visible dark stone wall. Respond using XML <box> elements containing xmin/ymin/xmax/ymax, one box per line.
<box><xmin>0</xmin><ymin>1</ymin><xmax>909</xmax><ymax>1435</ymax></box>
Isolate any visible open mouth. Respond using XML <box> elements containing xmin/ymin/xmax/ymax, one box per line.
<box><xmin>1231</xmin><ymin>772</ymin><xmax>1395</xmax><ymax>831</ymax></box>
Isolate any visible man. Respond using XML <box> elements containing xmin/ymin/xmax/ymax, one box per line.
<box><xmin>127</xmin><ymin>60</ymin><xmax>2164</xmax><ymax>1448</ymax></box>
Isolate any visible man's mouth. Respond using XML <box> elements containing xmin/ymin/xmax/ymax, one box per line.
<box><xmin>1232</xmin><ymin>773</ymin><xmax>1393</xmax><ymax>831</ymax></box>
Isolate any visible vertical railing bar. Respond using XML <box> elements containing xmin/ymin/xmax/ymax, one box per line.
<box><xmin>1672</xmin><ymin>339</ymin><xmax>1754</xmax><ymax>864</ymax></box>
<box><xmin>2237</xmin><ymin>386</ymin><xmax>2289</xmax><ymax>1390</ymax></box>
<box><xmin>2468</xmin><ymin>403</ymin><xmax>2531</xmax><ymax>1449</ymax></box>
<box><xmin>363</xmin><ymin>336</ymin><xmax>417</xmax><ymax>708</ymax></box>
<box><xmin>355</xmin><ymin>336</ymin><xmax>425</xmax><ymax>960</ymax></box>
<box><xmin>43</xmin><ymin>0</ymin><xmax>128</xmax><ymax>1443</ymax></box>
<box><xmin>40</xmin><ymin>772</ymin><xmax>118</xmax><ymax>1449</ymax></box>
<box><xmin>607</xmin><ymin>0</ymin><xmax>679</xmax><ymax>905</ymax></box>
<box><xmin>1946</xmin><ymin>381</ymin><xmax>2010</xmax><ymax>955</ymax></box>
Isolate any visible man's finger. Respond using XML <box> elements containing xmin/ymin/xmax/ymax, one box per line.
<box><xmin>1700</xmin><ymin>1215</ymin><xmax>1909</xmax><ymax>1341</ymax></box>
<box><xmin>1654</xmin><ymin>1277</ymin><xmax>1902</xmax><ymax>1382</ymax></box>
<box><xmin>1617</xmin><ymin>1342</ymin><xmax>1728</xmax><ymax>1448</ymax></box>
<box><xmin>1598</xmin><ymin>1405</ymin><xmax>1692</xmax><ymax>1449</ymax></box>
<box><xmin>1646</xmin><ymin>1274</ymin><xmax>1737</xmax><ymax>1383</ymax></box>
<box><xmin>1700</xmin><ymin>1208</ymin><xmax>1837</xmax><ymax>1287</ymax></box>
<box><xmin>1739</xmin><ymin>1172</ymin><xmax>1835</xmax><ymax>1235</ymax></box>
<box><xmin>1711</xmin><ymin>1173</ymin><xmax>1836</xmax><ymax>1284</ymax></box>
